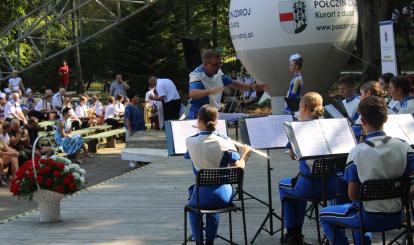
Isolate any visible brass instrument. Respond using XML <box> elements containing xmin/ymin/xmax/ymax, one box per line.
<box><xmin>144</xmin><ymin>104</ymin><xmax>153</xmax><ymax>130</ymax></box>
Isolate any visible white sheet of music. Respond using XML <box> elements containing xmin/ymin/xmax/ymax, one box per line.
<box><xmin>245</xmin><ymin>117</ymin><xmax>277</xmax><ymax>149</ymax></box>
<box><xmin>171</xmin><ymin>120</ymin><xmax>199</xmax><ymax>154</ymax></box>
<box><xmin>171</xmin><ymin>120</ymin><xmax>228</xmax><ymax>154</ymax></box>
<box><xmin>268</xmin><ymin>115</ymin><xmax>293</xmax><ymax>148</ymax></box>
<box><xmin>397</xmin><ymin>114</ymin><xmax>414</xmax><ymax>144</ymax></box>
<box><xmin>325</xmin><ymin>104</ymin><xmax>344</xmax><ymax>118</ymax></box>
<box><xmin>319</xmin><ymin>118</ymin><xmax>356</xmax><ymax>154</ymax></box>
<box><xmin>291</xmin><ymin>120</ymin><xmax>330</xmax><ymax>157</ymax></box>
<box><xmin>384</xmin><ymin>115</ymin><xmax>411</xmax><ymax>143</ymax></box>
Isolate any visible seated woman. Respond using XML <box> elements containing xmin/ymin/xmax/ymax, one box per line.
<box><xmin>55</xmin><ymin>107</ymin><xmax>89</xmax><ymax>163</ymax></box>
<box><xmin>185</xmin><ymin>104</ymin><xmax>251</xmax><ymax>245</ymax></box>
<box><xmin>352</xmin><ymin>81</ymin><xmax>385</xmax><ymax>141</ymax></box>
<box><xmin>278</xmin><ymin>92</ymin><xmax>337</xmax><ymax>245</ymax></box>
<box><xmin>320</xmin><ymin>96</ymin><xmax>414</xmax><ymax>245</ymax></box>
<box><xmin>389</xmin><ymin>75</ymin><xmax>414</xmax><ymax>114</ymax></box>
<box><xmin>0</xmin><ymin>125</ymin><xmax>19</xmax><ymax>183</ymax></box>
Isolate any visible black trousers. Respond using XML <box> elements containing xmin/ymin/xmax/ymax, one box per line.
<box><xmin>163</xmin><ymin>99</ymin><xmax>181</xmax><ymax>122</ymax></box>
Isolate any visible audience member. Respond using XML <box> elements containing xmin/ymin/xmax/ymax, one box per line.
<box><xmin>104</xmin><ymin>96</ymin><xmax>119</xmax><ymax>129</ymax></box>
<box><xmin>9</xmin><ymin>119</ymin><xmax>32</xmax><ymax>165</ymax></box>
<box><xmin>8</xmin><ymin>70</ymin><xmax>25</xmax><ymax>93</ymax></box>
<box><xmin>52</xmin><ymin>88</ymin><xmax>66</xmax><ymax>111</ymax></box>
<box><xmin>21</xmin><ymin>88</ymin><xmax>36</xmax><ymax>112</ymax></box>
<box><xmin>114</xmin><ymin>94</ymin><xmax>125</xmax><ymax>118</ymax></box>
<box><xmin>31</xmin><ymin>92</ymin><xmax>54</xmax><ymax>121</ymax></box>
<box><xmin>4</xmin><ymin>92</ymin><xmax>27</xmax><ymax>124</ymax></box>
<box><xmin>0</xmin><ymin>93</ymin><xmax>6</xmax><ymax>122</ymax></box>
<box><xmin>75</xmin><ymin>95</ymin><xmax>94</xmax><ymax>128</ymax></box>
<box><xmin>110</xmin><ymin>74</ymin><xmax>129</xmax><ymax>97</ymax></box>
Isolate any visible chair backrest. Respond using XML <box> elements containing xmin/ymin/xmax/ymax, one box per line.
<box><xmin>359</xmin><ymin>177</ymin><xmax>406</xmax><ymax>201</ymax></box>
<box><xmin>311</xmin><ymin>158</ymin><xmax>338</xmax><ymax>177</ymax></box>
<box><xmin>196</xmin><ymin>167</ymin><xmax>244</xmax><ymax>187</ymax></box>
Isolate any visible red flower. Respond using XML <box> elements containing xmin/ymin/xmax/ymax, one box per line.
<box><xmin>69</xmin><ymin>183</ymin><xmax>77</xmax><ymax>191</ymax></box>
<box><xmin>55</xmin><ymin>185</ymin><xmax>65</xmax><ymax>193</ymax></box>
<box><xmin>36</xmin><ymin>176</ymin><xmax>43</xmax><ymax>184</ymax></box>
<box><xmin>10</xmin><ymin>184</ymin><xmax>19</xmax><ymax>195</ymax></box>
<box><xmin>43</xmin><ymin>166</ymin><xmax>51</xmax><ymax>174</ymax></box>
<box><xmin>57</xmin><ymin>163</ymin><xmax>65</xmax><ymax>170</ymax></box>
<box><xmin>53</xmin><ymin>171</ymin><xmax>61</xmax><ymax>177</ymax></box>
<box><xmin>63</xmin><ymin>177</ymin><xmax>72</xmax><ymax>185</ymax></box>
<box><xmin>45</xmin><ymin>178</ymin><xmax>53</xmax><ymax>187</ymax></box>
<box><xmin>67</xmin><ymin>173</ymin><xmax>74</xmax><ymax>180</ymax></box>
<box><xmin>27</xmin><ymin>171</ymin><xmax>34</xmax><ymax>179</ymax></box>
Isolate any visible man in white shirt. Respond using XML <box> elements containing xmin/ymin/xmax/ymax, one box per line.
<box><xmin>52</xmin><ymin>88</ymin><xmax>66</xmax><ymax>111</ymax></box>
<box><xmin>90</xmin><ymin>95</ymin><xmax>103</xmax><ymax>117</ymax></box>
<box><xmin>114</xmin><ymin>94</ymin><xmax>125</xmax><ymax>118</ymax></box>
<box><xmin>0</xmin><ymin>93</ymin><xmax>7</xmax><ymax>121</ymax></box>
<box><xmin>4</xmin><ymin>92</ymin><xmax>27</xmax><ymax>124</ymax></box>
<box><xmin>149</xmin><ymin>76</ymin><xmax>181</xmax><ymax>124</ymax></box>
<box><xmin>31</xmin><ymin>92</ymin><xmax>54</xmax><ymax>121</ymax></box>
<box><xmin>8</xmin><ymin>70</ymin><xmax>25</xmax><ymax>94</ymax></box>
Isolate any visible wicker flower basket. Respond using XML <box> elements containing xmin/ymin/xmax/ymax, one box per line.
<box><xmin>32</xmin><ymin>136</ymin><xmax>65</xmax><ymax>223</ymax></box>
<box><xmin>33</xmin><ymin>189</ymin><xmax>65</xmax><ymax>223</ymax></box>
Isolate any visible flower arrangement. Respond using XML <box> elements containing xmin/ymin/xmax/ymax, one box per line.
<box><xmin>10</xmin><ymin>155</ymin><xmax>86</xmax><ymax>199</ymax></box>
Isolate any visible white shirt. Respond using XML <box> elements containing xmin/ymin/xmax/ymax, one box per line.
<box><xmin>342</xmin><ymin>96</ymin><xmax>360</xmax><ymax>120</ymax></box>
<box><xmin>114</xmin><ymin>102</ymin><xmax>125</xmax><ymax>116</ymax></box>
<box><xmin>75</xmin><ymin>104</ymin><xmax>88</xmax><ymax>118</ymax></box>
<box><xmin>34</xmin><ymin>99</ymin><xmax>52</xmax><ymax>111</ymax></box>
<box><xmin>347</xmin><ymin>134</ymin><xmax>412</xmax><ymax>213</ymax></box>
<box><xmin>145</xmin><ymin>90</ymin><xmax>157</xmax><ymax>107</ymax></box>
<box><xmin>156</xmin><ymin>78</ymin><xmax>180</xmax><ymax>103</ymax></box>
<box><xmin>0</xmin><ymin>133</ymin><xmax>10</xmax><ymax>146</ymax></box>
<box><xmin>8</xmin><ymin>77</ymin><xmax>22</xmax><ymax>90</ymax></box>
<box><xmin>189</xmin><ymin>68</ymin><xmax>225</xmax><ymax>110</ymax></box>
<box><xmin>104</xmin><ymin>104</ymin><xmax>115</xmax><ymax>119</ymax></box>
<box><xmin>91</xmin><ymin>101</ymin><xmax>103</xmax><ymax>117</ymax></box>
<box><xmin>4</xmin><ymin>100</ymin><xmax>23</xmax><ymax>119</ymax></box>
<box><xmin>52</xmin><ymin>93</ymin><xmax>64</xmax><ymax>109</ymax></box>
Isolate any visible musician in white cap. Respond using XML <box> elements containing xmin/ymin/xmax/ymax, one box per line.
<box><xmin>284</xmin><ymin>53</ymin><xmax>303</xmax><ymax>113</ymax></box>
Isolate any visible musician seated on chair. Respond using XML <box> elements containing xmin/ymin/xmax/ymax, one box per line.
<box><xmin>75</xmin><ymin>95</ymin><xmax>96</xmax><ymax>128</ymax></box>
<box><xmin>185</xmin><ymin>104</ymin><xmax>251</xmax><ymax>245</ymax></box>
<box><xmin>319</xmin><ymin>96</ymin><xmax>414</xmax><ymax>245</ymax></box>
<box><xmin>278</xmin><ymin>92</ymin><xmax>337</xmax><ymax>245</ymax></box>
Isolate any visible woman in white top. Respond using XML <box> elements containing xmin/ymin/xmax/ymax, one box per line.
<box><xmin>0</xmin><ymin>122</ymin><xmax>19</xmax><ymax>182</ymax></box>
<box><xmin>389</xmin><ymin>75</ymin><xmax>414</xmax><ymax>114</ymax></box>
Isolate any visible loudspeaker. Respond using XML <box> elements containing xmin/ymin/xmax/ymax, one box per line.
<box><xmin>182</xmin><ymin>37</ymin><xmax>202</xmax><ymax>71</ymax></box>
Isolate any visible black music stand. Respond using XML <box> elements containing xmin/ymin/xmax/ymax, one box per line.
<box><xmin>284</xmin><ymin>97</ymin><xmax>301</xmax><ymax>120</ymax></box>
<box><xmin>239</xmin><ymin>116</ymin><xmax>294</xmax><ymax>243</ymax></box>
<box><xmin>323</xmin><ymin>96</ymin><xmax>352</xmax><ymax>122</ymax></box>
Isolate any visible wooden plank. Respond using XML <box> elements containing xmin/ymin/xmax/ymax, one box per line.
<box><xmin>38</xmin><ymin>121</ymin><xmax>55</xmax><ymax>130</ymax></box>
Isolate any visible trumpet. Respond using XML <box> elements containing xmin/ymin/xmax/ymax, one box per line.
<box><xmin>191</xmin><ymin>124</ymin><xmax>270</xmax><ymax>159</ymax></box>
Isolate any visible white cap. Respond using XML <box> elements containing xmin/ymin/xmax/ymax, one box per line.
<box><xmin>4</xmin><ymin>88</ymin><xmax>11</xmax><ymax>94</ymax></box>
<box><xmin>26</xmin><ymin>88</ymin><xmax>32</xmax><ymax>94</ymax></box>
<box><xmin>0</xmin><ymin>93</ymin><xmax>6</xmax><ymax>99</ymax></box>
<box><xmin>289</xmin><ymin>53</ymin><xmax>302</xmax><ymax>61</ymax></box>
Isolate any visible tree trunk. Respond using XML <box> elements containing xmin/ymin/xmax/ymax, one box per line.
<box><xmin>212</xmin><ymin>0</ymin><xmax>218</xmax><ymax>48</ymax></box>
<box><xmin>356</xmin><ymin>0</ymin><xmax>389</xmax><ymax>82</ymax></box>
<box><xmin>72</xmin><ymin>0</ymin><xmax>84</xmax><ymax>93</ymax></box>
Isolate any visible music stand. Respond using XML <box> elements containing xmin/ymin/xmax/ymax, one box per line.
<box><xmin>323</xmin><ymin>96</ymin><xmax>352</xmax><ymax>122</ymax></box>
<box><xmin>284</xmin><ymin>97</ymin><xmax>301</xmax><ymax>120</ymax></box>
<box><xmin>239</xmin><ymin>115</ymin><xmax>293</xmax><ymax>243</ymax></box>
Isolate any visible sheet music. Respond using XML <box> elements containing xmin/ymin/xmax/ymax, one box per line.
<box><xmin>245</xmin><ymin>117</ymin><xmax>276</xmax><ymax>149</ymax></box>
<box><xmin>325</xmin><ymin>104</ymin><xmax>344</xmax><ymax>118</ymax></box>
<box><xmin>319</xmin><ymin>118</ymin><xmax>356</xmax><ymax>154</ymax></box>
<box><xmin>170</xmin><ymin>120</ymin><xmax>228</xmax><ymax>154</ymax></box>
<box><xmin>218</xmin><ymin>112</ymin><xmax>248</xmax><ymax>122</ymax></box>
<box><xmin>268</xmin><ymin>115</ymin><xmax>293</xmax><ymax>148</ymax></box>
<box><xmin>384</xmin><ymin>114</ymin><xmax>414</xmax><ymax>144</ymax></box>
<box><xmin>291</xmin><ymin>120</ymin><xmax>329</xmax><ymax>157</ymax></box>
<box><xmin>383</xmin><ymin>115</ymin><xmax>411</xmax><ymax>143</ymax></box>
<box><xmin>171</xmin><ymin>120</ymin><xmax>199</xmax><ymax>154</ymax></box>
<box><xmin>396</xmin><ymin>114</ymin><xmax>414</xmax><ymax>144</ymax></box>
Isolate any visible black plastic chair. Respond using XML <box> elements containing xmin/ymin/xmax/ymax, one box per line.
<box><xmin>183</xmin><ymin>167</ymin><xmax>248</xmax><ymax>245</ymax></box>
<box><xmin>332</xmin><ymin>177</ymin><xmax>413</xmax><ymax>245</ymax></box>
<box><xmin>281</xmin><ymin>158</ymin><xmax>338</xmax><ymax>244</ymax></box>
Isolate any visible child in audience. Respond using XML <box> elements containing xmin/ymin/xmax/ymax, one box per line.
<box><xmin>320</xmin><ymin>96</ymin><xmax>414</xmax><ymax>245</ymax></box>
<box><xmin>185</xmin><ymin>104</ymin><xmax>251</xmax><ymax>245</ymax></box>
<box><xmin>279</xmin><ymin>92</ymin><xmax>337</xmax><ymax>245</ymax></box>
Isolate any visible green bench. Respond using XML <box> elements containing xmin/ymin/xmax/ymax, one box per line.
<box><xmin>84</xmin><ymin>128</ymin><xmax>126</xmax><ymax>153</ymax></box>
<box><xmin>38</xmin><ymin>121</ymin><xmax>56</xmax><ymax>131</ymax></box>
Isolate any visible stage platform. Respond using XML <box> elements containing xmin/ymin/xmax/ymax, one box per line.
<box><xmin>0</xmin><ymin>130</ymin><xmax>402</xmax><ymax>244</ymax></box>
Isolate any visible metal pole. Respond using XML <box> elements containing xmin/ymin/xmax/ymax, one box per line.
<box><xmin>73</xmin><ymin>0</ymin><xmax>83</xmax><ymax>93</ymax></box>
